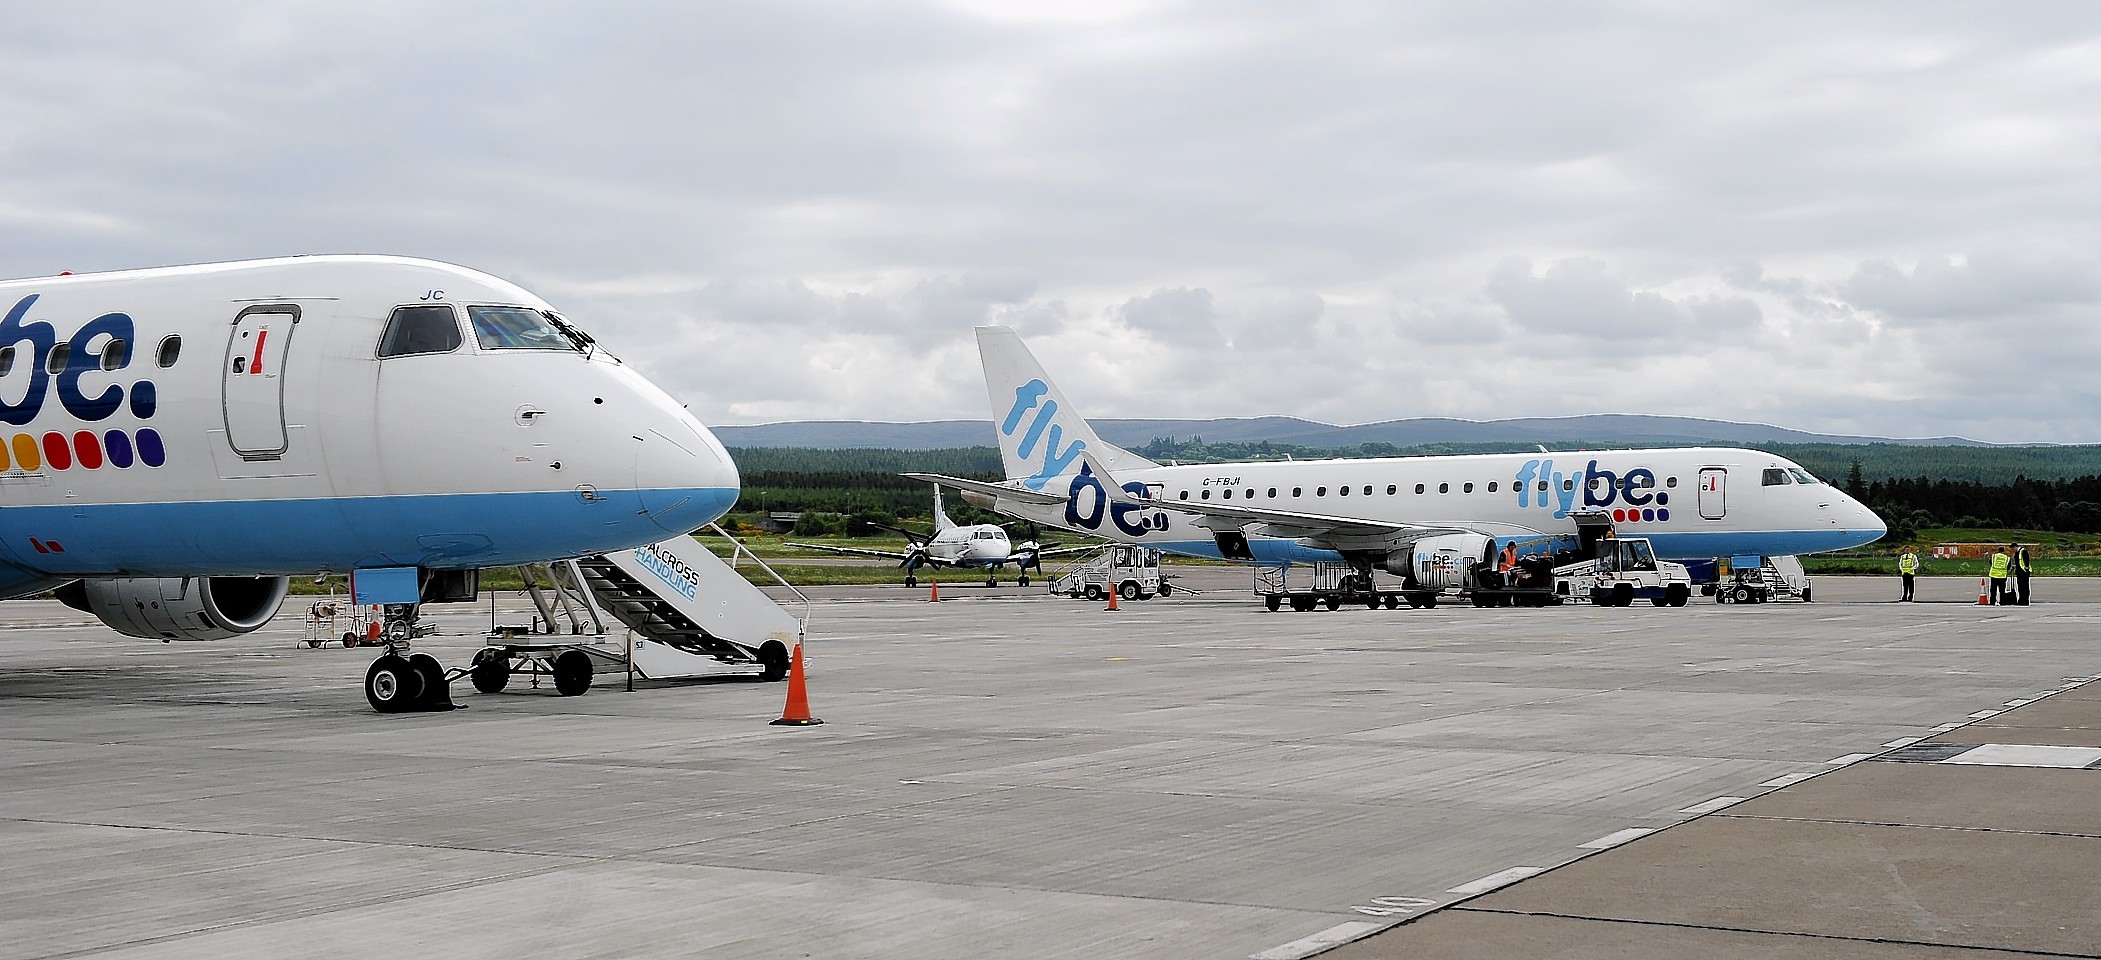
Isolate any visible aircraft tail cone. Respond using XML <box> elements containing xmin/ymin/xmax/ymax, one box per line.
<box><xmin>1978</xmin><ymin>576</ymin><xmax>1990</xmax><ymax>606</ymax></box>
<box><xmin>1106</xmin><ymin>587</ymin><xmax>1120</xmax><ymax>612</ymax></box>
<box><xmin>770</xmin><ymin>643</ymin><xmax>823</xmax><ymax>727</ymax></box>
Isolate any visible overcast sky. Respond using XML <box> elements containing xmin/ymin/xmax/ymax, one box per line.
<box><xmin>4</xmin><ymin>2</ymin><xmax>2097</xmax><ymax>442</ymax></box>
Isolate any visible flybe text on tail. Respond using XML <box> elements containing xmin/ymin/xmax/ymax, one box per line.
<box><xmin>1002</xmin><ymin>379</ymin><xmax>1086</xmax><ymax>490</ymax></box>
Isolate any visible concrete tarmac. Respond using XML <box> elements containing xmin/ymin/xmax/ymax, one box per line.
<box><xmin>2</xmin><ymin>573</ymin><xmax>2096</xmax><ymax>959</ymax></box>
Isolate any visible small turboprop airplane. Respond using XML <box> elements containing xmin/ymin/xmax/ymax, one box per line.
<box><xmin>907</xmin><ymin>327</ymin><xmax>1886</xmax><ymax>600</ymax></box>
<box><xmin>787</xmin><ymin>484</ymin><xmax>1083</xmax><ymax>586</ymax></box>
<box><xmin>0</xmin><ymin>255</ymin><xmax>741</xmax><ymax>709</ymax></box>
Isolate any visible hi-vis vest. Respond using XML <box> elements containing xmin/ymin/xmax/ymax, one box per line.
<box><xmin>1899</xmin><ymin>552</ymin><xmax>1918</xmax><ymax>574</ymax></box>
<box><xmin>1989</xmin><ymin>553</ymin><xmax>2012</xmax><ymax>578</ymax></box>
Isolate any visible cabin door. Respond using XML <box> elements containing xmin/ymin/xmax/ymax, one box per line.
<box><xmin>1698</xmin><ymin>467</ymin><xmax>1727</xmax><ymax>520</ymax></box>
<box><xmin>222</xmin><ymin>304</ymin><xmax>300</xmax><ymax>459</ymax></box>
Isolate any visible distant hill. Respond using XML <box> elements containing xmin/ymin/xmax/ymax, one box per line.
<box><xmin>710</xmin><ymin>415</ymin><xmax>1998</xmax><ymax>450</ymax></box>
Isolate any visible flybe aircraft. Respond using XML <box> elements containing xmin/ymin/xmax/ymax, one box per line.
<box><xmin>909</xmin><ymin>327</ymin><xmax>1885</xmax><ymax>588</ymax></box>
<box><xmin>0</xmin><ymin>255</ymin><xmax>738</xmax><ymax>705</ymax></box>
<box><xmin>787</xmin><ymin>484</ymin><xmax>1087</xmax><ymax>586</ymax></box>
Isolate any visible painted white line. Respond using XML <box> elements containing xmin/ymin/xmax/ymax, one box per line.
<box><xmin>1249</xmin><ymin>921</ymin><xmax>1387</xmax><ymax>960</ymax></box>
<box><xmin>1942</xmin><ymin>744</ymin><xmax>2101</xmax><ymax>769</ymax></box>
<box><xmin>1678</xmin><ymin>796</ymin><xmax>1747</xmax><ymax>815</ymax></box>
<box><xmin>1930</xmin><ymin>723</ymin><xmax>1963</xmax><ymax>732</ymax></box>
<box><xmin>1883</xmin><ymin>737</ymin><xmax>1921</xmax><ymax>748</ymax></box>
<box><xmin>1578</xmin><ymin>828</ymin><xmax>1655</xmax><ymax>850</ymax></box>
<box><xmin>1446</xmin><ymin>866</ymin><xmax>1544</xmax><ymax>896</ymax></box>
<box><xmin>1968</xmin><ymin>710</ymin><xmax>2002</xmax><ymax>719</ymax></box>
<box><xmin>1759</xmin><ymin>772</ymin><xmax>1819</xmax><ymax>788</ymax></box>
<box><xmin>2005</xmin><ymin>700</ymin><xmax>2034</xmax><ymax>707</ymax></box>
<box><xmin>1826</xmin><ymin>753</ymin><xmax>1875</xmax><ymax>765</ymax></box>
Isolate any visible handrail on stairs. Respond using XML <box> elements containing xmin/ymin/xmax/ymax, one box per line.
<box><xmin>709</xmin><ymin>522</ymin><xmax>810</xmax><ymax>639</ymax></box>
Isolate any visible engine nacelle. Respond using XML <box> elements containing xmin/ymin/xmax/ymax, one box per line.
<box><xmin>55</xmin><ymin>576</ymin><xmax>290</xmax><ymax>641</ymax></box>
<box><xmin>1384</xmin><ymin>534</ymin><xmax>1495</xmax><ymax>590</ymax></box>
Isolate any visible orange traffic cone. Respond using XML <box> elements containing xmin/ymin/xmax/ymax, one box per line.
<box><xmin>365</xmin><ymin>621</ymin><xmax>381</xmax><ymax>645</ymax></box>
<box><xmin>928</xmin><ymin>579</ymin><xmax>940</xmax><ymax>602</ymax></box>
<box><xmin>1977</xmin><ymin>576</ymin><xmax>1990</xmax><ymax>605</ymax></box>
<box><xmin>1105</xmin><ymin>586</ymin><xmax>1120</xmax><ymax>611</ymax></box>
<box><xmin>770</xmin><ymin>643</ymin><xmax>823</xmax><ymax>726</ymax></box>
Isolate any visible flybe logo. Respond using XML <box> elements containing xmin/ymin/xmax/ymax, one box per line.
<box><xmin>1000</xmin><ymin>379</ymin><xmax>1086</xmax><ymax>491</ymax></box>
<box><xmin>0</xmin><ymin>294</ymin><xmax>165</xmax><ymax>472</ymax></box>
<box><xmin>1515</xmin><ymin>458</ymin><xmax>1672</xmax><ymax>523</ymax></box>
<box><xmin>1064</xmin><ymin>463</ymin><xmax>1167</xmax><ymax>537</ymax></box>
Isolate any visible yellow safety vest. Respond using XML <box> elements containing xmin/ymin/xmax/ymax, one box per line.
<box><xmin>1898</xmin><ymin>553</ymin><xmax>1918</xmax><ymax>574</ymax></box>
<box><xmin>1989</xmin><ymin>553</ymin><xmax>2011</xmax><ymax>578</ymax></box>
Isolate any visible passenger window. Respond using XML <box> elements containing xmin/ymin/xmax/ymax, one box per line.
<box><xmin>1538</xmin><ymin>480</ymin><xmax>1548</xmax><ymax>492</ymax></box>
<box><xmin>1563</xmin><ymin>479</ymin><xmax>1574</xmax><ymax>491</ymax></box>
<box><xmin>378</xmin><ymin>305</ymin><xmax>463</xmax><ymax>357</ymax></box>
<box><xmin>1414</xmin><ymin>483</ymin><xmax>1425</xmax><ymax>494</ymax></box>
<box><xmin>157</xmin><ymin>335</ymin><xmax>182</xmax><ymax>368</ymax></box>
<box><xmin>100</xmin><ymin>338</ymin><xmax>126</xmax><ymax>371</ymax></box>
<box><xmin>1267</xmin><ymin>487</ymin><xmax>1277</xmax><ymax>498</ymax></box>
<box><xmin>1762</xmin><ymin>468</ymin><xmax>1790</xmax><ymax>486</ymax></box>
<box><xmin>1292</xmin><ymin>487</ymin><xmax>1302</xmax><ymax>497</ymax></box>
<box><xmin>1178</xmin><ymin>490</ymin><xmax>1189</xmax><ymax>500</ymax></box>
<box><xmin>1362</xmin><ymin>485</ymin><xmax>1371</xmax><ymax>496</ymax></box>
<box><xmin>1666</xmin><ymin>476</ymin><xmax>1677</xmax><ymax>488</ymax></box>
<box><xmin>467</xmin><ymin>305</ymin><xmax>582</xmax><ymax>351</ymax></box>
<box><xmin>1488</xmin><ymin>481</ymin><xmax>1498</xmax><ymax>492</ymax></box>
<box><xmin>1339</xmin><ymin>485</ymin><xmax>1349</xmax><ymax>496</ymax></box>
<box><xmin>1463</xmin><ymin>482</ymin><xmax>1474</xmax><ymax>493</ymax></box>
<box><xmin>1386</xmin><ymin>484</ymin><xmax>1397</xmax><ymax>495</ymax></box>
<box><xmin>1201</xmin><ymin>489</ymin><xmax>1210</xmax><ymax>500</ymax></box>
<box><xmin>45</xmin><ymin>343</ymin><xmax>69</xmax><ymax>375</ymax></box>
<box><xmin>1438</xmin><ymin>482</ymin><xmax>1449</xmax><ymax>493</ymax></box>
<box><xmin>1316</xmin><ymin>486</ymin><xmax>1327</xmax><ymax>496</ymax></box>
<box><xmin>0</xmin><ymin>346</ymin><xmax>12</xmax><ymax>377</ymax></box>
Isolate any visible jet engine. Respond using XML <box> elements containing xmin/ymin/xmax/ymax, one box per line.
<box><xmin>1383</xmin><ymin>534</ymin><xmax>1494</xmax><ymax>590</ymax></box>
<box><xmin>55</xmin><ymin>576</ymin><xmax>291</xmax><ymax>641</ymax></box>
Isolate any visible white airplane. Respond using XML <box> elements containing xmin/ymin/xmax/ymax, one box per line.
<box><xmin>787</xmin><ymin>484</ymin><xmax>1081</xmax><ymax>586</ymax></box>
<box><xmin>909</xmin><ymin>327</ymin><xmax>1886</xmax><ymax>596</ymax></box>
<box><xmin>0</xmin><ymin>255</ymin><xmax>740</xmax><ymax>708</ymax></box>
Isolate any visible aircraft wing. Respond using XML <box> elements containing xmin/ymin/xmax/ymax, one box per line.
<box><xmin>1138</xmin><ymin>496</ymin><xmax>1477</xmax><ymax>540</ymax></box>
<box><xmin>899</xmin><ymin>473</ymin><xmax>1067</xmax><ymax>505</ymax></box>
<box><xmin>782</xmin><ymin>542</ymin><xmax>915</xmax><ymax>562</ymax></box>
<box><xmin>1034</xmin><ymin>543</ymin><xmax>1105</xmax><ymax>559</ymax></box>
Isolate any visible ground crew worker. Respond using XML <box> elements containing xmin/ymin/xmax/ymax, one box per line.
<box><xmin>1987</xmin><ymin>546</ymin><xmax>2012</xmax><ymax>605</ymax></box>
<box><xmin>2012</xmin><ymin>542</ymin><xmax>2032</xmax><ymax>605</ymax></box>
<box><xmin>1499</xmin><ymin>540</ymin><xmax>1520</xmax><ymax>587</ymax></box>
<box><xmin>1898</xmin><ymin>547</ymin><xmax>1919</xmax><ymax>602</ymax></box>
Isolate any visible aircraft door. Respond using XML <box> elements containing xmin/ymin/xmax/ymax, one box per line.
<box><xmin>1698</xmin><ymin>468</ymin><xmax>1726</xmax><ymax>520</ymax></box>
<box><xmin>222</xmin><ymin>304</ymin><xmax>300</xmax><ymax>459</ymax></box>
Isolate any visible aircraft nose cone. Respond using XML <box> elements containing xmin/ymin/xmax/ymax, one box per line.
<box><xmin>634</xmin><ymin>415</ymin><xmax>741</xmax><ymax>534</ymax></box>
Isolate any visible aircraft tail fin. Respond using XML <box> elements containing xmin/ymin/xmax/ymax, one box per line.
<box><xmin>975</xmin><ymin>326</ymin><xmax>1157</xmax><ymax>490</ymax></box>
<box><xmin>931</xmin><ymin>484</ymin><xmax>956</xmax><ymax>533</ymax></box>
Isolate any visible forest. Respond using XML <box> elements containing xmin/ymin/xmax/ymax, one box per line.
<box><xmin>725</xmin><ymin>440</ymin><xmax>2101</xmax><ymax>537</ymax></box>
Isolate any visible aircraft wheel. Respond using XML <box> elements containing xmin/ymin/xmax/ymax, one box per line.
<box><xmin>407</xmin><ymin>653</ymin><xmax>451</xmax><ymax>709</ymax></box>
<box><xmin>470</xmin><ymin>648</ymin><xmax>511</xmax><ymax>694</ymax></box>
<box><xmin>1084</xmin><ymin>584</ymin><xmax>1103</xmax><ymax>601</ymax></box>
<box><xmin>1666</xmin><ymin>585</ymin><xmax>1690</xmax><ymax>607</ymax></box>
<box><xmin>1322</xmin><ymin>596</ymin><xmax>1341</xmax><ymax>611</ymax></box>
<box><xmin>1265</xmin><ymin>595</ymin><xmax>1282</xmax><ymax>611</ymax></box>
<box><xmin>905</xmin><ymin>576</ymin><xmax>917</xmax><ymax>588</ymax></box>
<box><xmin>365</xmin><ymin>655</ymin><xmax>422</xmax><ymax>713</ymax></box>
<box><xmin>342</xmin><ymin>632</ymin><xmax>358</xmax><ymax>648</ymax></box>
<box><xmin>1018</xmin><ymin>575</ymin><xmax>1030</xmax><ymax>587</ymax></box>
<box><xmin>1119</xmin><ymin>581</ymin><xmax>1141</xmax><ymax>601</ymax></box>
<box><xmin>552</xmin><ymin>650</ymin><xmax>593</xmax><ymax>697</ymax></box>
<box><xmin>758</xmin><ymin>641</ymin><xmax>790</xmax><ymax>682</ymax></box>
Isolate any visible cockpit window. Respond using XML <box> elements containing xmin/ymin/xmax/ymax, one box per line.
<box><xmin>1789</xmin><ymin>468</ymin><xmax>1819</xmax><ymax>484</ymax></box>
<box><xmin>468</xmin><ymin>306</ymin><xmax>585</xmax><ymax>352</ymax></box>
<box><xmin>378</xmin><ymin>305</ymin><xmax>463</xmax><ymax>358</ymax></box>
<box><xmin>1762</xmin><ymin>468</ymin><xmax>1791</xmax><ymax>486</ymax></box>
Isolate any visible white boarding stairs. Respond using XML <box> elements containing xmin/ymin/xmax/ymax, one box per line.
<box><xmin>540</xmin><ymin>526</ymin><xmax>808</xmax><ymax>680</ymax></box>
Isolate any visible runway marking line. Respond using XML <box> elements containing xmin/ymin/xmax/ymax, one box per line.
<box><xmin>1678</xmin><ymin>796</ymin><xmax>1746</xmax><ymax>815</ymax></box>
<box><xmin>1248</xmin><ymin>920</ymin><xmax>1388</xmax><ymax>960</ymax></box>
<box><xmin>1578</xmin><ymin>828</ymin><xmax>1655</xmax><ymax>850</ymax></box>
<box><xmin>1759</xmin><ymin>772</ymin><xmax>1820</xmax><ymax>788</ymax></box>
<box><xmin>1826</xmin><ymin>753</ymin><xmax>1875</xmax><ymax>765</ymax></box>
<box><xmin>1446</xmin><ymin>866</ymin><xmax>1544</xmax><ymax>896</ymax></box>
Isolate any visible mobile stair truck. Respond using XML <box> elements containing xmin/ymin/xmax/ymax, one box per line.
<box><xmin>468</xmin><ymin>523</ymin><xmax>810</xmax><ymax>697</ymax></box>
<box><xmin>1051</xmin><ymin>544</ymin><xmax>1171</xmax><ymax>601</ymax></box>
<box><xmin>1711</xmin><ymin>554</ymin><xmax>1812</xmax><ymax>603</ymax></box>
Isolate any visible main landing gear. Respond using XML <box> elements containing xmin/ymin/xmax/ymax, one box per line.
<box><xmin>362</xmin><ymin>605</ymin><xmax>460</xmax><ymax>713</ymax></box>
